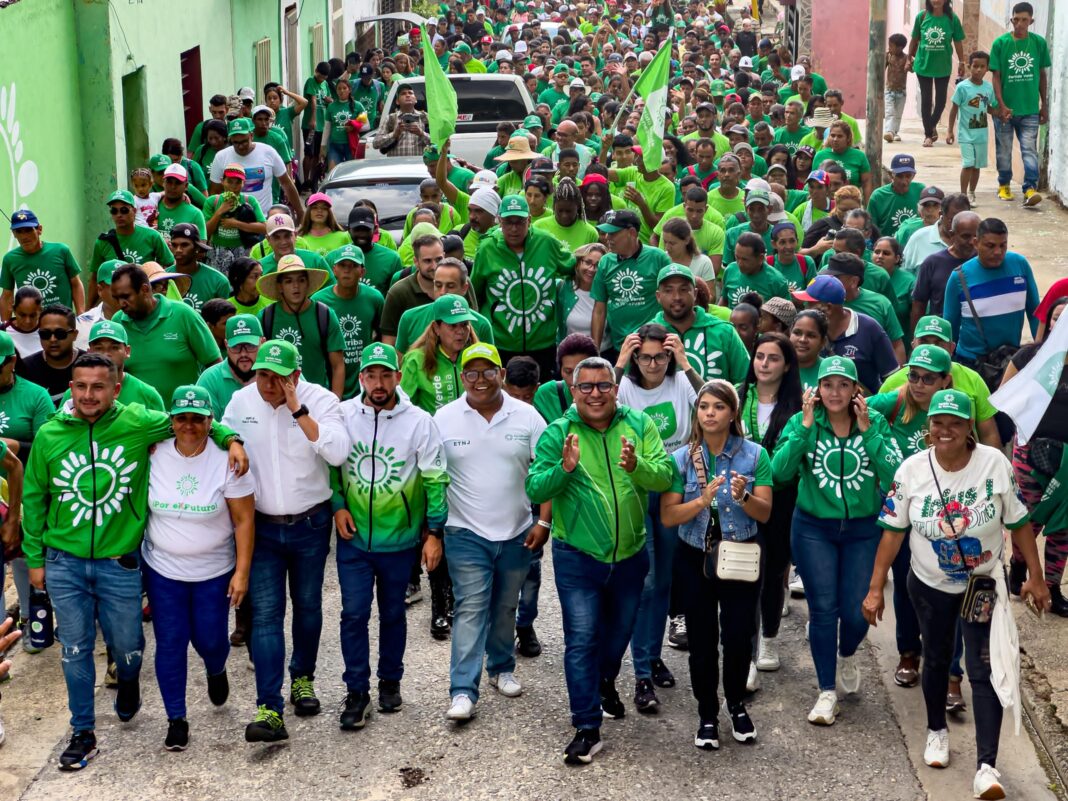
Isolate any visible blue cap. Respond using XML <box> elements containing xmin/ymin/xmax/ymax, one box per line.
<box><xmin>890</xmin><ymin>154</ymin><xmax>917</xmax><ymax>175</ymax></box>
<box><xmin>10</xmin><ymin>209</ymin><xmax>39</xmax><ymax>230</ymax></box>
<box><xmin>793</xmin><ymin>274</ymin><xmax>847</xmax><ymax>305</ymax></box>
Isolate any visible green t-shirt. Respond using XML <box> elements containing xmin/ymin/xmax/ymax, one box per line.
<box><xmin>228</xmin><ymin>294</ymin><xmax>273</xmax><ymax>316</ymax></box>
<box><xmin>311</xmin><ymin>286</ymin><xmax>385</xmax><ymax>399</ymax></box>
<box><xmin>879</xmin><ymin>362</ymin><xmax>997</xmax><ymax>422</ymax></box>
<box><xmin>654</xmin><ymin>204</ymin><xmax>727</xmax><ymax>234</ymax></box>
<box><xmin>1</xmin><ymin>241</ymin><xmax>81</xmax><ymax>307</ymax></box>
<box><xmin>302</xmin><ymin>230</ymin><xmax>353</xmax><ymax>258</ymax></box>
<box><xmin>866</xmin><ymin>182</ymin><xmax>926</xmax><ymax>237</ymax></box>
<box><xmin>706</xmin><ymin>187</ymin><xmax>746</xmax><ymax>219</ymax></box>
<box><xmin>0</xmin><ymin>376</ymin><xmax>54</xmax><ymax>443</ymax></box>
<box><xmin>772</xmin><ymin>254</ymin><xmax>814</xmax><ymax>293</ymax></box>
<box><xmin>260</xmin><ymin>248</ymin><xmax>334</xmax><ymax>289</ymax></box>
<box><xmin>272</xmin><ymin>106</ymin><xmax>298</xmax><ymax>150</ymax></box>
<box><xmin>989</xmin><ymin>32</ymin><xmax>1051</xmax><ymax>117</ymax></box>
<box><xmin>910</xmin><ymin>11</ymin><xmax>965</xmax><ymax>78</ymax></box>
<box><xmin>361</xmin><ymin>243</ymin><xmax>402</xmax><ymax>297</ymax></box>
<box><xmin>867</xmin><ymin>390</ymin><xmax>928</xmax><ymax>459</ymax></box>
<box><xmin>351</xmin><ymin>81</ymin><xmax>385</xmax><ymax>128</ymax></box>
<box><xmin>798</xmin><ymin>359</ymin><xmax>824</xmax><ymax>393</ymax></box>
<box><xmin>258</xmin><ymin>302</ymin><xmax>345</xmax><ymax>389</ymax></box>
<box><xmin>532</xmin><ymin>217</ymin><xmax>599</xmax><ymax>252</ymax></box>
<box><xmin>720</xmin><ymin>263</ymin><xmax>791</xmax><ymax>307</ymax></box>
<box><xmin>203</xmin><ymin>192</ymin><xmax>267</xmax><ymax>248</ymax></box>
<box><xmin>812</xmin><ymin>147</ymin><xmax>871</xmax><ymax>186</ymax></box>
<box><xmin>591</xmin><ymin>245</ymin><xmax>672</xmax><ymax>350</ymax></box>
<box><xmin>155</xmin><ymin>201</ymin><xmax>207</xmax><ymax>241</ymax></box>
<box><xmin>895</xmin><ymin>216</ymin><xmax>927</xmax><ymax>247</ymax></box>
<box><xmin>114</xmin><ymin>295</ymin><xmax>221</xmax><ymax>403</ymax></box>
<box><xmin>951</xmin><ymin>80</ymin><xmax>998</xmax><ymax>145</ymax></box>
<box><xmin>722</xmin><ymin>222</ymin><xmax>774</xmax><ymax>266</ymax></box>
<box><xmin>887</xmin><ymin>267</ymin><xmax>916</xmax><ymax>335</ymax></box>
<box><xmin>303</xmin><ymin>77</ymin><xmax>331</xmax><ymax>131</ymax></box>
<box><xmin>325</xmin><ymin>99</ymin><xmax>368</xmax><ymax>144</ymax></box>
<box><xmin>253</xmin><ymin>127</ymin><xmax>293</xmax><ymax>163</ymax></box>
<box><xmin>844</xmin><ymin>288</ymin><xmax>904</xmax><ymax>342</ymax></box>
<box><xmin>612</xmin><ymin>167</ymin><xmax>677</xmax><ymax>243</ymax></box>
<box><xmin>195</xmin><ymin>361</ymin><xmax>247</xmax><ymax>418</ymax></box>
<box><xmin>60</xmin><ymin>372</ymin><xmax>164</xmax><ymax>413</ymax></box>
<box><xmin>181</xmin><ymin>264</ymin><xmax>231</xmax><ymax>312</ymax></box>
<box><xmin>773</xmin><ymin>125</ymin><xmax>812</xmax><ymax>154</ymax></box>
<box><xmin>89</xmin><ymin>227</ymin><xmax>175</xmax><ymax>274</ymax></box>
<box><xmin>532</xmin><ymin>379</ymin><xmax>573</xmax><ymax>423</ymax></box>
<box><xmin>670</xmin><ymin>447</ymin><xmax>774</xmax><ymax>493</ymax></box>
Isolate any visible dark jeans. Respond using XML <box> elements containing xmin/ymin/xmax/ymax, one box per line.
<box><xmin>553</xmin><ymin>539</ymin><xmax>649</xmax><ymax>729</ymax></box>
<box><xmin>516</xmin><ymin>544</ymin><xmax>543</xmax><ymax>629</ymax></box>
<box><xmin>499</xmin><ymin>346</ymin><xmax>558</xmax><ymax>382</ymax></box>
<box><xmin>917</xmin><ymin>74</ymin><xmax>951</xmax><ymax>139</ymax></box>
<box><xmin>908</xmin><ymin>571</ymin><xmax>1002</xmax><ymax>768</ymax></box>
<box><xmin>630</xmin><ymin>492</ymin><xmax>678</xmax><ymax>678</ymax></box>
<box><xmin>759</xmin><ymin>484</ymin><xmax>796</xmax><ymax>638</ymax></box>
<box><xmin>249</xmin><ymin>505</ymin><xmax>332</xmax><ymax>713</ymax></box>
<box><xmin>336</xmin><ymin>538</ymin><xmax>418</xmax><ymax>694</ymax></box>
<box><xmin>143</xmin><ymin>562</ymin><xmax>231</xmax><ymax>720</ymax></box>
<box><xmin>677</xmin><ymin>541</ymin><xmax>761</xmax><ymax>719</ymax></box>
<box><xmin>891</xmin><ymin>534</ymin><xmax>923</xmax><ymax>655</ymax></box>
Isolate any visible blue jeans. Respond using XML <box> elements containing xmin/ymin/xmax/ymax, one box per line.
<box><xmin>142</xmin><ymin>562</ymin><xmax>231</xmax><ymax>720</ymax></box>
<box><xmin>45</xmin><ymin>548</ymin><xmax>145</xmax><ymax>730</ymax></box>
<box><xmin>891</xmin><ymin>534</ymin><xmax>922</xmax><ymax>655</ymax></box>
<box><xmin>995</xmin><ymin>114</ymin><xmax>1040</xmax><ymax>191</ymax></box>
<box><xmin>630</xmin><ymin>492</ymin><xmax>678</xmax><ymax>679</ymax></box>
<box><xmin>516</xmin><ymin>545</ymin><xmax>543</xmax><ymax>628</ymax></box>
<box><xmin>327</xmin><ymin>141</ymin><xmax>352</xmax><ymax>164</ymax></box>
<box><xmin>446</xmin><ymin>527</ymin><xmax>531</xmax><ymax>702</ymax></box>
<box><xmin>248</xmin><ymin>506</ymin><xmax>332</xmax><ymax>713</ymax></box>
<box><xmin>553</xmin><ymin>539</ymin><xmax>649</xmax><ymax>729</ymax></box>
<box><xmin>790</xmin><ymin>510</ymin><xmax>881</xmax><ymax>692</ymax></box>
<box><xmin>336</xmin><ymin>538</ymin><xmax>417</xmax><ymax>693</ymax></box>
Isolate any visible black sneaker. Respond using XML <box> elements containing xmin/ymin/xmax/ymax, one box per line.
<box><xmin>599</xmin><ymin>677</ymin><xmax>625</xmax><ymax>719</ymax></box>
<box><xmin>1050</xmin><ymin>584</ymin><xmax>1068</xmax><ymax>618</ymax></box>
<box><xmin>164</xmin><ymin>718</ymin><xmax>189</xmax><ymax>751</ymax></box>
<box><xmin>207</xmin><ymin>670</ymin><xmax>229</xmax><ymax>706</ymax></box>
<box><xmin>1009</xmin><ymin>559</ymin><xmax>1027</xmax><ymax>597</ymax></box>
<box><xmin>516</xmin><ymin>625</ymin><xmax>542</xmax><ymax>658</ymax></box>
<box><xmin>430</xmin><ymin>614</ymin><xmax>451</xmax><ymax>640</ymax></box>
<box><xmin>667</xmin><ymin>615</ymin><xmax>689</xmax><ymax>650</ymax></box>
<box><xmin>59</xmin><ymin>729</ymin><xmax>99</xmax><ymax>771</ymax></box>
<box><xmin>634</xmin><ymin>678</ymin><xmax>659</xmax><ymax>713</ymax></box>
<box><xmin>727</xmin><ymin>702</ymin><xmax>757</xmax><ymax>743</ymax></box>
<box><xmin>290</xmin><ymin>676</ymin><xmax>320</xmax><ymax>716</ymax></box>
<box><xmin>563</xmin><ymin>727</ymin><xmax>602</xmax><ymax>765</ymax></box>
<box><xmin>430</xmin><ymin>576</ymin><xmax>451</xmax><ymax>639</ymax></box>
<box><xmin>339</xmin><ymin>692</ymin><xmax>371</xmax><ymax>730</ymax></box>
<box><xmin>694</xmin><ymin>720</ymin><xmax>720</xmax><ymax>750</ymax></box>
<box><xmin>244</xmin><ymin>706</ymin><xmax>289</xmax><ymax>742</ymax></box>
<box><xmin>115</xmin><ymin>677</ymin><xmax>141</xmax><ymax>722</ymax></box>
<box><xmin>378</xmin><ymin>680</ymin><xmax>402</xmax><ymax>713</ymax></box>
<box><xmin>650</xmin><ymin>658</ymin><xmax>675</xmax><ymax>688</ymax></box>
<box><xmin>404</xmin><ymin>581</ymin><xmax>423</xmax><ymax>605</ymax></box>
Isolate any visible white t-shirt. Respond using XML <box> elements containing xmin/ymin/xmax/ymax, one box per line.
<box><xmin>5</xmin><ymin>327</ymin><xmax>42</xmax><ymax>359</ymax></box>
<box><xmin>142</xmin><ymin>438</ymin><xmax>256</xmax><ymax>581</ymax></box>
<box><xmin>566</xmin><ymin>288</ymin><xmax>594</xmax><ymax>338</ymax></box>
<box><xmin>617</xmin><ymin>372</ymin><xmax>697</xmax><ymax>452</ymax></box>
<box><xmin>435</xmin><ymin>393</ymin><xmax>547</xmax><ymax>541</ymax></box>
<box><xmin>209</xmin><ymin>144</ymin><xmax>287</xmax><ymax>223</ymax></box>
<box><xmin>879</xmin><ymin>444</ymin><xmax>1029</xmax><ymax>594</ymax></box>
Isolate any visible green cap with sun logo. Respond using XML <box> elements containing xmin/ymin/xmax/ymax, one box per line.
<box><xmin>928</xmin><ymin>389</ymin><xmax>973</xmax><ymax>420</ymax></box>
<box><xmin>817</xmin><ymin>355</ymin><xmax>858</xmax><ymax>382</ymax></box>
<box><xmin>253</xmin><ymin>340</ymin><xmax>300</xmax><ymax>376</ymax></box>
<box><xmin>169</xmin><ymin>385</ymin><xmax>213</xmax><ymax>417</ymax></box>
<box><xmin>360</xmin><ymin>342</ymin><xmax>399</xmax><ymax>371</ymax></box>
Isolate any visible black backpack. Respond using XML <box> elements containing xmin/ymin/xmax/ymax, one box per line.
<box><xmin>261</xmin><ymin>301</ymin><xmax>333</xmax><ymax>366</ymax></box>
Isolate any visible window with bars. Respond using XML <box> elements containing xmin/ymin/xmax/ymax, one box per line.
<box><xmin>311</xmin><ymin>22</ymin><xmax>325</xmax><ymax>67</ymax></box>
<box><xmin>255</xmin><ymin>38</ymin><xmax>272</xmax><ymax>102</ymax></box>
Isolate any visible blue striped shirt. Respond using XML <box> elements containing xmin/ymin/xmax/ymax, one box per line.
<box><xmin>943</xmin><ymin>252</ymin><xmax>1039</xmax><ymax>360</ymax></box>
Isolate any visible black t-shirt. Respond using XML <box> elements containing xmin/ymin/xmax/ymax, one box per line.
<box><xmin>15</xmin><ymin>350</ymin><xmax>82</xmax><ymax>408</ymax></box>
<box><xmin>801</xmin><ymin>215</ymin><xmax>844</xmax><ymax>249</ymax></box>
<box><xmin>1011</xmin><ymin>342</ymin><xmax>1068</xmax><ymax>441</ymax></box>
<box><xmin>736</xmin><ymin>31</ymin><xmax>758</xmax><ymax>58</ymax></box>
<box><xmin>913</xmin><ymin>248</ymin><xmax>967</xmax><ymax>317</ymax></box>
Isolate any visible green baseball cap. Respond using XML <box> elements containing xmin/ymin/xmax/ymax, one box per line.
<box><xmin>169</xmin><ymin>384</ymin><xmax>213</xmax><ymax>417</ymax></box>
<box><xmin>328</xmin><ymin>244</ymin><xmax>365</xmax><ymax>268</ymax></box>
<box><xmin>552</xmin><ymin>64</ymin><xmax>570</xmax><ymax>75</ymax></box>
<box><xmin>929</xmin><ymin>389</ymin><xmax>973</xmax><ymax>420</ymax></box>
<box><xmin>657</xmin><ymin>263</ymin><xmax>695</xmax><ymax>285</ymax></box>
<box><xmin>914</xmin><ymin>315</ymin><xmax>952</xmax><ymax>343</ymax></box>
<box><xmin>97</xmin><ymin>259</ymin><xmax>122</xmax><ymax>285</ymax></box>
<box><xmin>107</xmin><ymin>189</ymin><xmax>136</xmax><ymax>206</ymax></box>
<box><xmin>460</xmin><ymin>342</ymin><xmax>502</xmax><ymax>368</ymax></box>
<box><xmin>523</xmin><ymin>114</ymin><xmax>544</xmax><ymax>129</ymax></box>
<box><xmin>433</xmin><ymin>294</ymin><xmax>477</xmax><ymax>324</ymax></box>
<box><xmin>499</xmin><ymin>194</ymin><xmax>530</xmax><ymax>218</ymax></box>
<box><xmin>454</xmin><ymin>42</ymin><xmax>473</xmax><ymax>55</ymax></box>
<box><xmin>709</xmin><ymin>79</ymin><xmax>727</xmax><ymax>96</ymax></box>
<box><xmin>745</xmin><ymin>188</ymin><xmax>771</xmax><ymax>206</ymax></box>
<box><xmin>252</xmin><ymin>339</ymin><xmax>300</xmax><ymax>376</ymax></box>
<box><xmin>0</xmin><ymin>331</ymin><xmax>15</xmax><ymax>361</ymax></box>
<box><xmin>226</xmin><ymin>314</ymin><xmax>263</xmax><ymax>347</ymax></box>
<box><xmin>148</xmin><ymin>153</ymin><xmax>171</xmax><ymax>172</ymax></box>
<box><xmin>422</xmin><ymin>145</ymin><xmax>441</xmax><ymax>161</ymax></box>
<box><xmin>89</xmin><ymin>319</ymin><xmax>128</xmax><ymax>345</ymax></box>
<box><xmin>360</xmin><ymin>342</ymin><xmax>399</xmax><ymax>371</ymax></box>
<box><xmin>228</xmin><ymin>117</ymin><xmax>254</xmax><ymax>136</ymax></box>
<box><xmin>817</xmin><ymin>355</ymin><xmax>858</xmax><ymax>382</ymax></box>
<box><xmin>907</xmin><ymin>344</ymin><xmax>951</xmax><ymax>374</ymax></box>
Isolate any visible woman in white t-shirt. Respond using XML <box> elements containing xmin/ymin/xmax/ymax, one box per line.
<box><xmin>141</xmin><ymin>384</ymin><xmax>255</xmax><ymax>752</ymax></box>
<box><xmin>863</xmin><ymin>389</ymin><xmax>1050</xmax><ymax>800</ymax></box>
<box><xmin>615</xmin><ymin>323</ymin><xmax>703</xmax><ymax>708</ymax></box>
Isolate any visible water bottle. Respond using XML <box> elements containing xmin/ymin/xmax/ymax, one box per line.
<box><xmin>28</xmin><ymin>586</ymin><xmax>54</xmax><ymax>649</ymax></box>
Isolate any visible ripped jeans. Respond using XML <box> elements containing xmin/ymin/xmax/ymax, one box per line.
<box><xmin>45</xmin><ymin>547</ymin><xmax>146</xmax><ymax>731</ymax></box>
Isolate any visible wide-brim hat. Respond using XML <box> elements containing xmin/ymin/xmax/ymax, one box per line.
<box><xmin>495</xmin><ymin>136</ymin><xmax>536</xmax><ymax>162</ymax></box>
<box><xmin>256</xmin><ymin>254</ymin><xmax>329</xmax><ymax>301</ymax></box>
<box><xmin>805</xmin><ymin>107</ymin><xmax>835</xmax><ymax>128</ymax></box>
<box><xmin>142</xmin><ymin>261</ymin><xmax>192</xmax><ymax>296</ymax></box>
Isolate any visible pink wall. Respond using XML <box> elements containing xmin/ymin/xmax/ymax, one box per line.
<box><xmin>808</xmin><ymin>0</ymin><xmax>870</xmax><ymax>118</ymax></box>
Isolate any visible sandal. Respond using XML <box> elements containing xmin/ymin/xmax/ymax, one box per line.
<box><xmin>922</xmin><ymin>137</ymin><xmax>934</xmax><ymax>148</ymax></box>
<box><xmin>946</xmin><ymin>677</ymin><xmax>967</xmax><ymax>714</ymax></box>
<box><xmin>894</xmin><ymin>653</ymin><xmax>920</xmax><ymax>688</ymax></box>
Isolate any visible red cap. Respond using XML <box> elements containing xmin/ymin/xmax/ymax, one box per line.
<box><xmin>480</xmin><ymin>35</ymin><xmax>493</xmax><ymax>44</ymax></box>
<box><xmin>581</xmin><ymin>173</ymin><xmax>608</xmax><ymax>187</ymax></box>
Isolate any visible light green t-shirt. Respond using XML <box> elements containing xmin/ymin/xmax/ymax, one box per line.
<box><xmin>812</xmin><ymin>147</ymin><xmax>871</xmax><ymax>187</ymax></box>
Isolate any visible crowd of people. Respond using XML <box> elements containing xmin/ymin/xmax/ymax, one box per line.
<box><xmin>0</xmin><ymin>1</ymin><xmax>1060</xmax><ymax>799</ymax></box>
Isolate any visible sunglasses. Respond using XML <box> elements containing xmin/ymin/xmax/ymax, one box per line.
<box><xmin>39</xmin><ymin>328</ymin><xmax>74</xmax><ymax>340</ymax></box>
<box><xmin>575</xmin><ymin>381</ymin><xmax>614</xmax><ymax>395</ymax></box>
<box><xmin>109</xmin><ymin>206</ymin><xmax>133</xmax><ymax>215</ymax></box>
<box><xmin>907</xmin><ymin>370</ymin><xmax>944</xmax><ymax>386</ymax></box>
<box><xmin>171</xmin><ymin>399</ymin><xmax>209</xmax><ymax>410</ymax></box>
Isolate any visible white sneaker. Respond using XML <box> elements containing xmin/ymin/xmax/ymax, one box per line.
<box><xmin>489</xmin><ymin>672</ymin><xmax>522</xmax><ymax>698</ymax></box>
<box><xmin>746</xmin><ymin>662</ymin><xmax>760</xmax><ymax>692</ymax></box>
<box><xmin>807</xmin><ymin>690</ymin><xmax>839</xmax><ymax>726</ymax></box>
<box><xmin>446</xmin><ymin>693</ymin><xmax>476</xmax><ymax>720</ymax></box>
<box><xmin>756</xmin><ymin>636</ymin><xmax>780</xmax><ymax>671</ymax></box>
<box><xmin>788</xmin><ymin>568</ymin><xmax>805</xmax><ymax>597</ymax></box>
<box><xmin>781</xmin><ymin>596</ymin><xmax>790</xmax><ymax>617</ymax></box>
<box><xmin>838</xmin><ymin>654</ymin><xmax>861</xmax><ymax>695</ymax></box>
<box><xmin>924</xmin><ymin>728</ymin><xmax>950</xmax><ymax>768</ymax></box>
<box><xmin>973</xmin><ymin>763</ymin><xmax>1005</xmax><ymax>799</ymax></box>
<box><xmin>968</xmin><ymin>192</ymin><xmax>978</xmax><ymax>208</ymax></box>
<box><xmin>0</xmin><ymin>712</ymin><xmax>5</xmax><ymax>746</ymax></box>
<box><xmin>805</xmin><ymin>621</ymin><xmax>810</xmax><ymax>641</ymax></box>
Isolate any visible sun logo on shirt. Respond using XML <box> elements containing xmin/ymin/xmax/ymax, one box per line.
<box><xmin>808</xmin><ymin>434</ymin><xmax>874</xmax><ymax>498</ymax></box>
<box><xmin>0</xmin><ymin>411</ymin><xmax>9</xmax><ymax>434</ymax></box>
<box><xmin>648</xmin><ymin>410</ymin><xmax>671</xmax><ymax>434</ymax></box>
<box><xmin>924</xmin><ymin>26</ymin><xmax>946</xmax><ymax>47</ymax></box>
<box><xmin>489</xmin><ymin>265</ymin><xmax>551</xmax><ymax>333</ymax></box>
<box><xmin>347</xmin><ymin>440</ymin><xmax>404</xmax><ymax>493</ymax></box>
<box><xmin>24</xmin><ymin>269</ymin><xmax>56</xmax><ymax>298</ymax></box>
<box><xmin>609</xmin><ymin>267</ymin><xmax>645</xmax><ymax>304</ymax></box>
<box><xmin>1008</xmin><ymin>51</ymin><xmax>1035</xmax><ymax>77</ymax></box>
<box><xmin>176</xmin><ymin>473</ymin><xmax>199</xmax><ymax>497</ymax></box>
<box><xmin>727</xmin><ymin>284</ymin><xmax>754</xmax><ymax>308</ymax></box>
<box><xmin>276</xmin><ymin>326</ymin><xmax>303</xmax><ymax>347</ymax></box>
<box><xmin>52</xmin><ymin>444</ymin><xmax>139</xmax><ymax>526</ymax></box>
<box><xmin>891</xmin><ymin>208</ymin><xmax>915</xmax><ymax>230</ymax></box>
<box><xmin>338</xmin><ymin>314</ymin><xmax>363</xmax><ymax>346</ymax></box>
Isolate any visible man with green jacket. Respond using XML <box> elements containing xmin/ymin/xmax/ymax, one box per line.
<box><xmin>526</xmin><ymin>356</ymin><xmax>673</xmax><ymax>765</ymax></box>
<box><xmin>23</xmin><ymin>352</ymin><xmax>246</xmax><ymax>771</ymax></box>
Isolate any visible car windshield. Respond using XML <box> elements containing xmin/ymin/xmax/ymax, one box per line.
<box><xmin>323</xmin><ymin>180</ymin><xmax>422</xmax><ymax>232</ymax></box>
<box><xmin>406</xmin><ymin>80</ymin><xmax>528</xmax><ymax>127</ymax></box>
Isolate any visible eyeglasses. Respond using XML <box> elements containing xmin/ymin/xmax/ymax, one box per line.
<box><xmin>907</xmin><ymin>370</ymin><xmax>944</xmax><ymax>386</ymax></box>
<box><xmin>39</xmin><ymin>328</ymin><xmax>74</xmax><ymax>340</ymax></box>
<box><xmin>462</xmin><ymin>367</ymin><xmax>499</xmax><ymax>382</ymax></box>
<box><xmin>230</xmin><ymin>343</ymin><xmax>258</xmax><ymax>354</ymax></box>
<box><xmin>109</xmin><ymin>206</ymin><xmax>132</xmax><ymax>215</ymax></box>
<box><xmin>575</xmin><ymin>381</ymin><xmax>614</xmax><ymax>395</ymax></box>
<box><xmin>636</xmin><ymin>353</ymin><xmax>671</xmax><ymax>366</ymax></box>
<box><xmin>171</xmin><ymin>399</ymin><xmax>208</xmax><ymax>409</ymax></box>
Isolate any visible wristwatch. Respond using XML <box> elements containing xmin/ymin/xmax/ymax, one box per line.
<box><xmin>291</xmin><ymin>404</ymin><xmax>310</xmax><ymax>419</ymax></box>
<box><xmin>426</xmin><ymin>528</ymin><xmax>444</xmax><ymax>540</ymax></box>
<box><xmin>741</xmin><ymin>490</ymin><xmax>751</xmax><ymax>505</ymax></box>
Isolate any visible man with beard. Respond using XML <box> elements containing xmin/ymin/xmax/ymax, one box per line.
<box><xmin>347</xmin><ymin>207</ymin><xmax>401</xmax><ymax>296</ymax></box>
<box><xmin>197</xmin><ymin>314</ymin><xmax>265</xmax><ymax>418</ymax></box>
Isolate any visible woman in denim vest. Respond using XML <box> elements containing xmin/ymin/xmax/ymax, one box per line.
<box><xmin>661</xmin><ymin>380</ymin><xmax>773</xmax><ymax>752</ymax></box>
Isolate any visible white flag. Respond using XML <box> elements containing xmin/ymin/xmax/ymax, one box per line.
<box><xmin>989</xmin><ymin>321</ymin><xmax>1068</xmax><ymax>444</ymax></box>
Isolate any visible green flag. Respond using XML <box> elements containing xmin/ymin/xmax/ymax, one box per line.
<box><xmin>420</xmin><ymin>26</ymin><xmax>457</xmax><ymax>149</ymax></box>
<box><xmin>632</xmin><ymin>38</ymin><xmax>672</xmax><ymax>172</ymax></box>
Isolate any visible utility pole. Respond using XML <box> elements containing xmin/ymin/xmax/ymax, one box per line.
<box><xmin>866</xmin><ymin>0</ymin><xmax>887</xmax><ymax>188</ymax></box>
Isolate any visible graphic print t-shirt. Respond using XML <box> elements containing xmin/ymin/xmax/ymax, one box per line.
<box><xmin>617</xmin><ymin>372</ymin><xmax>697</xmax><ymax>452</ymax></box>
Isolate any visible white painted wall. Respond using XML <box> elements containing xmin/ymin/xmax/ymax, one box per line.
<box><xmin>1046</xmin><ymin>3</ymin><xmax>1067</xmax><ymax>198</ymax></box>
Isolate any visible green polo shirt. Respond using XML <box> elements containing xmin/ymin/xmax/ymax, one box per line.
<box><xmin>114</xmin><ymin>295</ymin><xmax>221</xmax><ymax>403</ymax></box>
<box><xmin>1</xmin><ymin>241</ymin><xmax>81</xmax><ymax>308</ymax></box>
<box><xmin>311</xmin><ymin>285</ymin><xmax>385</xmax><ymax>399</ymax></box>
<box><xmin>591</xmin><ymin>244</ymin><xmax>672</xmax><ymax>350</ymax></box>
<box><xmin>180</xmin><ymin>264</ymin><xmax>232</xmax><ymax>312</ymax></box>
<box><xmin>196</xmin><ymin>361</ymin><xmax>248</xmax><ymax>418</ymax></box>
<box><xmin>394</xmin><ymin>304</ymin><xmax>494</xmax><ymax>354</ymax></box>
<box><xmin>258</xmin><ymin>302</ymin><xmax>345</xmax><ymax>390</ymax></box>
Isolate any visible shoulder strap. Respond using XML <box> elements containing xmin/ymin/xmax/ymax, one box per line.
<box><xmin>954</xmin><ymin>267</ymin><xmax>990</xmax><ymax>349</ymax></box>
<box><xmin>555</xmin><ymin>380</ymin><xmax>568</xmax><ymax>413</ymax></box>
<box><xmin>689</xmin><ymin>443</ymin><xmax>708</xmax><ymax>487</ymax></box>
<box><xmin>261</xmin><ymin>303</ymin><xmax>276</xmax><ymax>337</ymax></box>
<box><xmin>890</xmin><ymin>387</ymin><xmax>906</xmax><ymax>425</ymax></box>
<box><xmin>316</xmin><ymin>301</ymin><xmax>331</xmax><ymax>364</ymax></box>
<box><xmin>99</xmin><ymin>230</ymin><xmax>124</xmax><ymax>261</ymax></box>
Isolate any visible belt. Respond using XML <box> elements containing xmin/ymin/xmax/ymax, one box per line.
<box><xmin>255</xmin><ymin>500</ymin><xmax>331</xmax><ymax>526</ymax></box>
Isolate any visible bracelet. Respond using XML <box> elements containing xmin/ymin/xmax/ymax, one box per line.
<box><xmin>536</xmin><ymin>520</ymin><xmax>551</xmax><ymax>529</ymax></box>
<box><xmin>291</xmin><ymin>404</ymin><xmax>310</xmax><ymax>419</ymax></box>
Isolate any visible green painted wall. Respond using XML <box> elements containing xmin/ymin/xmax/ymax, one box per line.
<box><xmin>231</xmin><ymin>0</ymin><xmax>283</xmax><ymax>99</ymax></box>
